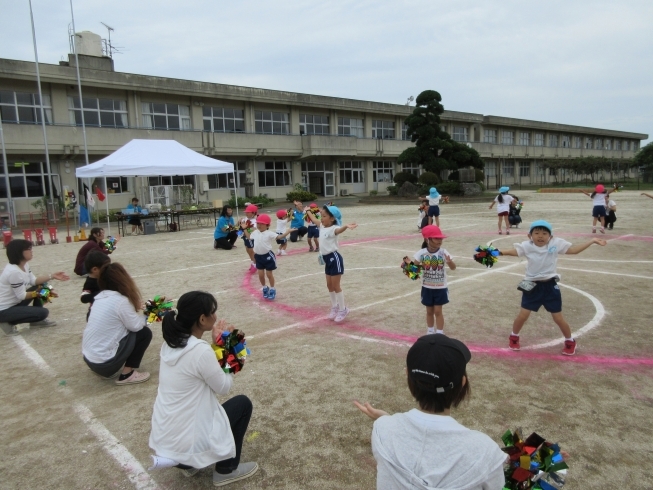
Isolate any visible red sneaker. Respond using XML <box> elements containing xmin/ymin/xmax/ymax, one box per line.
<box><xmin>562</xmin><ymin>339</ymin><xmax>577</xmax><ymax>356</ymax></box>
<box><xmin>509</xmin><ymin>335</ymin><xmax>520</xmax><ymax>351</ymax></box>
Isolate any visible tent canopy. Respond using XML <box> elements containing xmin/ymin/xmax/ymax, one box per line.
<box><xmin>75</xmin><ymin>139</ymin><xmax>234</xmax><ymax>178</ymax></box>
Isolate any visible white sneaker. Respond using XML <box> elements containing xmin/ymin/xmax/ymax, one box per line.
<box><xmin>327</xmin><ymin>306</ymin><xmax>339</xmax><ymax>320</ymax></box>
<box><xmin>280</xmin><ymin>250</ymin><xmax>287</xmax><ymax>256</ymax></box>
<box><xmin>29</xmin><ymin>318</ymin><xmax>57</xmax><ymax>327</ymax></box>
<box><xmin>1</xmin><ymin>322</ymin><xmax>18</xmax><ymax>336</ymax></box>
<box><xmin>334</xmin><ymin>307</ymin><xmax>350</xmax><ymax>322</ymax></box>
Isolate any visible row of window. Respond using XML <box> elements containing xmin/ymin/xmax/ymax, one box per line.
<box><xmin>483</xmin><ymin>129</ymin><xmax>638</xmax><ymax>150</ymax></box>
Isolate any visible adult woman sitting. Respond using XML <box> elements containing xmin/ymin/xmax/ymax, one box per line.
<box><xmin>0</xmin><ymin>239</ymin><xmax>69</xmax><ymax>335</ymax></box>
<box><xmin>82</xmin><ymin>263</ymin><xmax>151</xmax><ymax>385</ymax></box>
<box><xmin>74</xmin><ymin>227</ymin><xmax>119</xmax><ymax>276</ymax></box>
<box><xmin>149</xmin><ymin>291</ymin><xmax>258</xmax><ymax>486</ymax></box>
<box><xmin>289</xmin><ymin>200</ymin><xmax>308</xmax><ymax>242</ymax></box>
<box><xmin>213</xmin><ymin>205</ymin><xmax>238</xmax><ymax>250</ymax></box>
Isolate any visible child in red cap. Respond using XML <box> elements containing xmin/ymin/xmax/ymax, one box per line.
<box><xmin>239</xmin><ymin>204</ymin><xmax>259</xmax><ymax>272</ymax></box>
<box><xmin>275</xmin><ymin>209</ymin><xmax>290</xmax><ymax>256</ymax></box>
<box><xmin>305</xmin><ymin>203</ymin><xmax>320</xmax><ymax>252</ymax></box>
<box><xmin>581</xmin><ymin>184</ymin><xmax>614</xmax><ymax>234</ymax></box>
<box><xmin>411</xmin><ymin>225</ymin><xmax>456</xmax><ymax>335</ymax></box>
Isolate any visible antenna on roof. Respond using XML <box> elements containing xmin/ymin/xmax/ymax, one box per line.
<box><xmin>100</xmin><ymin>22</ymin><xmax>115</xmax><ymax>58</ymax></box>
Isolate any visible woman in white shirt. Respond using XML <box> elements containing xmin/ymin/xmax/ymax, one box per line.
<box><xmin>81</xmin><ymin>263</ymin><xmax>152</xmax><ymax>385</ymax></box>
<box><xmin>488</xmin><ymin>186</ymin><xmax>514</xmax><ymax>235</ymax></box>
<box><xmin>150</xmin><ymin>291</ymin><xmax>258</xmax><ymax>486</ymax></box>
<box><xmin>0</xmin><ymin>239</ymin><xmax>69</xmax><ymax>336</ymax></box>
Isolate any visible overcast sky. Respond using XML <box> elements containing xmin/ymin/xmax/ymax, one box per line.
<box><xmin>1</xmin><ymin>0</ymin><xmax>651</xmax><ymax>144</ymax></box>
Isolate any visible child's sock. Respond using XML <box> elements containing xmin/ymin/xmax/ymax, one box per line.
<box><xmin>565</xmin><ymin>337</ymin><xmax>574</xmax><ymax>341</ymax></box>
<box><xmin>329</xmin><ymin>292</ymin><xmax>338</xmax><ymax>308</ymax></box>
<box><xmin>511</xmin><ymin>332</ymin><xmax>519</xmax><ymax>337</ymax></box>
<box><xmin>427</xmin><ymin>327</ymin><xmax>435</xmax><ymax>334</ymax></box>
<box><xmin>335</xmin><ymin>291</ymin><xmax>345</xmax><ymax>310</ymax></box>
<box><xmin>436</xmin><ymin>329</ymin><xmax>444</xmax><ymax>334</ymax></box>
<box><xmin>118</xmin><ymin>370</ymin><xmax>134</xmax><ymax>381</ymax></box>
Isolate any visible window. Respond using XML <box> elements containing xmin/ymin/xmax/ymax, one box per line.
<box><xmin>339</xmin><ymin>161</ymin><xmax>365</xmax><ymax>184</ymax></box>
<box><xmin>549</xmin><ymin>167</ymin><xmax>557</xmax><ymax>176</ymax></box>
<box><xmin>452</xmin><ymin>126</ymin><xmax>468</xmax><ymax>142</ymax></box>
<box><xmin>258</xmin><ymin>162</ymin><xmax>291</xmax><ymax>187</ymax></box>
<box><xmin>372</xmin><ymin>161</ymin><xmax>394</xmax><ymax>182</ymax></box>
<box><xmin>585</xmin><ymin>137</ymin><xmax>592</xmax><ymax>149</ymax></box>
<box><xmin>502</xmin><ymin>131</ymin><xmax>514</xmax><ymax>145</ymax></box>
<box><xmin>615</xmin><ymin>140</ymin><xmax>621</xmax><ymax>150</ymax></box>
<box><xmin>93</xmin><ymin>176</ymin><xmax>128</xmax><ymax>194</ymax></box>
<box><xmin>594</xmin><ymin>138</ymin><xmax>602</xmax><ymax>149</ymax></box>
<box><xmin>68</xmin><ymin>96</ymin><xmax>127</xmax><ymax>128</ymax></box>
<box><xmin>549</xmin><ymin>135</ymin><xmax>558</xmax><ymax>147</ymax></box>
<box><xmin>605</xmin><ymin>140</ymin><xmax>612</xmax><ymax>150</ymax></box>
<box><xmin>561</xmin><ymin>136</ymin><xmax>570</xmax><ymax>148</ymax></box>
<box><xmin>372</xmin><ymin>120</ymin><xmax>395</xmax><ymax>139</ymax></box>
<box><xmin>148</xmin><ymin>175</ymin><xmax>196</xmax><ymax>187</ymax></box>
<box><xmin>401</xmin><ymin>122</ymin><xmax>408</xmax><ymax>141</ymax></box>
<box><xmin>519</xmin><ymin>162</ymin><xmax>530</xmax><ymax>177</ymax></box>
<box><xmin>624</xmin><ymin>141</ymin><xmax>630</xmax><ymax>151</ymax></box>
<box><xmin>0</xmin><ymin>90</ymin><xmax>52</xmax><ymax>125</ymax></box>
<box><xmin>255</xmin><ymin>111</ymin><xmax>289</xmax><ymax>134</ymax></box>
<box><xmin>519</xmin><ymin>132</ymin><xmax>530</xmax><ymax>146</ymax></box>
<box><xmin>202</xmin><ymin>107</ymin><xmax>244</xmax><ymax>133</ymax></box>
<box><xmin>484</xmin><ymin>129</ymin><xmax>497</xmax><ymax>144</ymax></box>
<box><xmin>208</xmin><ymin>162</ymin><xmax>246</xmax><ymax>189</ymax></box>
<box><xmin>338</xmin><ymin>117</ymin><xmax>364</xmax><ymax>138</ymax></box>
<box><xmin>299</xmin><ymin>114</ymin><xmax>329</xmax><ymax>135</ymax></box>
<box><xmin>0</xmin><ymin>162</ymin><xmax>59</xmax><ymax>199</ymax></box>
<box><xmin>142</xmin><ymin>103</ymin><xmax>191</xmax><ymax>130</ymax></box>
<box><xmin>301</xmin><ymin>162</ymin><xmax>331</xmax><ymax>172</ymax></box>
<box><xmin>484</xmin><ymin>162</ymin><xmax>496</xmax><ymax>177</ymax></box>
<box><xmin>633</xmin><ymin>141</ymin><xmax>639</xmax><ymax>151</ymax></box>
<box><xmin>574</xmin><ymin>136</ymin><xmax>582</xmax><ymax>149</ymax></box>
<box><xmin>534</xmin><ymin>133</ymin><xmax>544</xmax><ymax>147</ymax></box>
<box><xmin>503</xmin><ymin>161</ymin><xmax>514</xmax><ymax>176</ymax></box>
<box><xmin>402</xmin><ymin>162</ymin><xmax>421</xmax><ymax>176</ymax></box>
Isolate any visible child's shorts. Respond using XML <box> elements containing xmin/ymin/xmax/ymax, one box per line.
<box><xmin>323</xmin><ymin>251</ymin><xmax>344</xmax><ymax>276</ymax></box>
<box><xmin>307</xmin><ymin>226</ymin><xmax>320</xmax><ymax>238</ymax></box>
<box><xmin>242</xmin><ymin>236</ymin><xmax>254</xmax><ymax>248</ymax></box>
<box><xmin>254</xmin><ymin>252</ymin><xmax>277</xmax><ymax>271</ymax></box>
<box><xmin>592</xmin><ymin>205</ymin><xmax>607</xmax><ymax>218</ymax></box>
<box><xmin>498</xmin><ymin>211</ymin><xmax>509</xmax><ymax>217</ymax></box>
<box><xmin>421</xmin><ymin>287</ymin><xmax>449</xmax><ymax>306</ymax></box>
<box><xmin>275</xmin><ymin>233</ymin><xmax>287</xmax><ymax>245</ymax></box>
<box><xmin>520</xmin><ymin>278</ymin><xmax>561</xmax><ymax>313</ymax></box>
<box><xmin>428</xmin><ymin>205</ymin><xmax>440</xmax><ymax>217</ymax></box>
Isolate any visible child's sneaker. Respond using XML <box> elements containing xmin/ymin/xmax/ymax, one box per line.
<box><xmin>314</xmin><ymin>247</ymin><xmax>320</xmax><ymax>253</ymax></box>
<box><xmin>599</xmin><ymin>227</ymin><xmax>605</xmax><ymax>234</ymax></box>
<box><xmin>506</xmin><ymin>230</ymin><xmax>510</xmax><ymax>235</ymax></box>
<box><xmin>267</xmin><ymin>288</ymin><xmax>276</xmax><ymax>300</ymax></box>
<box><xmin>279</xmin><ymin>250</ymin><xmax>287</xmax><ymax>256</ymax></box>
<box><xmin>262</xmin><ymin>286</ymin><xmax>269</xmax><ymax>299</ymax></box>
<box><xmin>327</xmin><ymin>306</ymin><xmax>339</xmax><ymax>320</ymax></box>
<box><xmin>249</xmin><ymin>263</ymin><xmax>257</xmax><ymax>273</ymax></box>
<box><xmin>498</xmin><ymin>230</ymin><xmax>502</xmax><ymax>234</ymax></box>
<box><xmin>308</xmin><ymin>246</ymin><xmax>314</xmax><ymax>252</ymax></box>
<box><xmin>562</xmin><ymin>339</ymin><xmax>576</xmax><ymax>356</ymax></box>
<box><xmin>334</xmin><ymin>307</ymin><xmax>350</xmax><ymax>322</ymax></box>
<box><xmin>592</xmin><ymin>228</ymin><xmax>596</xmax><ymax>233</ymax></box>
<box><xmin>508</xmin><ymin>335</ymin><xmax>520</xmax><ymax>351</ymax></box>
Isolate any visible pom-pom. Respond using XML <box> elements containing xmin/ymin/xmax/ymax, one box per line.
<box><xmin>612</xmin><ymin>183</ymin><xmax>623</xmax><ymax>192</ymax></box>
<box><xmin>441</xmin><ymin>196</ymin><xmax>450</xmax><ymax>204</ymax></box>
<box><xmin>103</xmin><ymin>236</ymin><xmax>117</xmax><ymax>253</ymax></box>
<box><xmin>474</xmin><ymin>245</ymin><xmax>500</xmax><ymax>268</ymax></box>
<box><xmin>211</xmin><ymin>329</ymin><xmax>250</xmax><ymax>374</ymax></box>
<box><xmin>401</xmin><ymin>256</ymin><xmax>423</xmax><ymax>280</ymax></box>
<box><xmin>238</xmin><ymin>219</ymin><xmax>254</xmax><ymax>236</ymax></box>
<box><xmin>144</xmin><ymin>295</ymin><xmax>174</xmax><ymax>325</ymax></box>
<box><xmin>304</xmin><ymin>207</ymin><xmax>321</xmax><ymax>221</ymax></box>
<box><xmin>36</xmin><ymin>283</ymin><xmax>55</xmax><ymax>303</ymax></box>
<box><xmin>501</xmin><ymin>429</ymin><xmax>569</xmax><ymax>490</ymax></box>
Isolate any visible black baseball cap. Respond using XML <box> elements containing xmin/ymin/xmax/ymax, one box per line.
<box><xmin>407</xmin><ymin>335</ymin><xmax>471</xmax><ymax>393</ymax></box>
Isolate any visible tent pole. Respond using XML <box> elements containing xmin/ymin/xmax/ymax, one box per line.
<box><xmin>104</xmin><ymin>176</ymin><xmax>110</xmax><ymax>235</ymax></box>
<box><xmin>232</xmin><ymin>171</ymin><xmax>239</xmax><ymax>219</ymax></box>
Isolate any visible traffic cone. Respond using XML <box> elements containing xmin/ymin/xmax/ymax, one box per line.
<box><xmin>80</xmin><ymin>229</ymin><xmax>87</xmax><ymax>240</ymax></box>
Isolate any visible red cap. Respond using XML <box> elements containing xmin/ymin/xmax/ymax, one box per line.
<box><xmin>421</xmin><ymin>225</ymin><xmax>447</xmax><ymax>239</ymax></box>
<box><xmin>595</xmin><ymin>184</ymin><xmax>605</xmax><ymax>193</ymax></box>
<box><xmin>257</xmin><ymin>213</ymin><xmax>271</xmax><ymax>225</ymax></box>
<box><xmin>245</xmin><ymin>204</ymin><xmax>258</xmax><ymax>213</ymax></box>
<box><xmin>309</xmin><ymin>202</ymin><xmax>318</xmax><ymax>208</ymax></box>
<box><xmin>276</xmin><ymin>209</ymin><xmax>287</xmax><ymax>219</ymax></box>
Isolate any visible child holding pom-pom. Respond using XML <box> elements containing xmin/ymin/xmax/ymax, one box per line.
<box><xmin>496</xmin><ymin>220</ymin><xmax>606</xmax><ymax>356</ymax></box>
<box><xmin>412</xmin><ymin>225</ymin><xmax>456</xmax><ymax>335</ymax></box>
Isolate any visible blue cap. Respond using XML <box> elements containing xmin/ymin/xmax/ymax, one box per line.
<box><xmin>529</xmin><ymin>220</ymin><xmax>552</xmax><ymax>234</ymax></box>
<box><xmin>429</xmin><ymin>187</ymin><xmax>440</xmax><ymax>198</ymax></box>
<box><xmin>326</xmin><ymin>205</ymin><xmax>342</xmax><ymax>226</ymax></box>
<box><xmin>499</xmin><ymin>186</ymin><xmax>510</xmax><ymax>193</ymax></box>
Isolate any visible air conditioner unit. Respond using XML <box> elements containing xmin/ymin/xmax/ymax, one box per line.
<box><xmin>340</xmin><ymin>189</ymin><xmax>349</xmax><ymax>196</ymax></box>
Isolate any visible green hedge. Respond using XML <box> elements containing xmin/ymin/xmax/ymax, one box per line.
<box><xmin>286</xmin><ymin>190</ymin><xmax>318</xmax><ymax>202</ymax></box>
<box><xmin>418</xmin><ymin>172</ymin><xmax>439</xmax><ymax>186</ymax></box>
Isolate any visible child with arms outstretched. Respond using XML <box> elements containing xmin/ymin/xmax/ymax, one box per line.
<box><xmin>581</xmin><ymin>184</ymin><xmax>614</xmax><ymax>234</ymax></box>
<box><xmin>488</xmin><ymin>186</ymin><xmax>514</xmax><ymax>235</ymax></box>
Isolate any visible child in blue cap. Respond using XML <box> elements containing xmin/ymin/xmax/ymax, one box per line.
<box><xmin>305</xmin><ymin>205</ymin><xmax>357</xmax><ymax>322</ymax></box>
<box><xmin>419</xmin><ymin>188</ymin><xmax>442</xmax><ymax>227</ymax></box>
<box><xmin>488</xmin><ymin>186</ymin><xmax>514</xmax><ymax>235</ymax></box>
<box><xmin>496</xmin><ymin>220</ymin><xmax>606</xmax><ymax>356</ymax></box>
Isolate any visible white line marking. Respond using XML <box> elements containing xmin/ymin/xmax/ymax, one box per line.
<box><xmin>557</xmin><ymin>258</ymin><xmax>653</xmax><ymax>263</ymax></box>
<box><xmin>557</xmin><ymin>267</ymin><xmax>653</xmax><ymax>280</ymax></box>
<box><xmin>11</xmin><ymin>336</ymin><xmax>157</xmax><ymax>490</ymax></box>
<box><xmin>132</xmin><ymin>259</ymin><xmax>249</xmax><ymax>278</ymax></box>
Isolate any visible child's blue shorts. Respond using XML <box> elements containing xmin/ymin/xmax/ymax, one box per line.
<box><xmin>323</xmin><ymin>251</ymin><xmax>344</xmax><ymax>276</ymax></box>
<box><xmin>307</xmin><ymin>226</ymin><xmax>319</xmax><ymax>238</ymax></box>
<box><xmin>592</xmin><ymin>205</ymin><xmax>607</xmax><ymax>218</ymax></box>
<box><xmin>242</xmin><ymin>236</ymin><xmax>254</xmax><ymax>248</ymax></box>
<box><xmin>521</xmin><ymin>279</ymin><xmax>562</xmax><ymax>313</ymax></box>
<box><xmin>275</xmin><ymin>233</ymin><xmax>287</xmax><ymax>245</ymax></box>
<box><xmin>254</xmin><ymin>252</ymin><xmax>277</xmax><ymax>271</ymax></box>
<box><xmin>428</xmin><ymin>205</ymin><xmax>440</xmax><ymax>217</ymax></box>
<box><xmin>421</xmin><ymin>287</ymin><xmax>449</xmax><ymax>306</ymax></box>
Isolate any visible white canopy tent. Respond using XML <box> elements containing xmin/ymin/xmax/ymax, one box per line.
<box><xmin>75</xmin><ymin>139</ymin><xmax>236</xmax><ymax>234</ymax></box>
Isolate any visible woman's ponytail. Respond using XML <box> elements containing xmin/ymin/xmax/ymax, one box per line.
<box><xmin>161</xmin><ymin>291</ymin><xmax>218</xmax><ymax>349</ymax></box>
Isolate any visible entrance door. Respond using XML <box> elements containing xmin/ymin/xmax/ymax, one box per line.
<box><xmin>324</xmin><ymin>172</ymin><xmax>335</xmax><ymax>197</ymax></box>
<box><xmin>309</xmin><ymin>174</ymin><xmax>323</xmax><ymax>195</ymax></box>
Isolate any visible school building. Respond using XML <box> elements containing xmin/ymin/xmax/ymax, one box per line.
<box><xmin>0</xmin><ymin>31</ymin><xmax>648</xmax><ymax>215</ymax></box>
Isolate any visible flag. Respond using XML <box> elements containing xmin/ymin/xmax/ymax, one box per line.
<box><xmin>79</xmin><ymin>205</ymin><xmax>90</xmax><ymax>227</ymax></box>
<box><xmin>96</xmin><ymin>187</ymin><xmax>106</xmax><ymax>202</ymax></box>
<box><xmin>84</xmin><ymin>184</ymin><xmax>95</xmax><ymax>208</ymax></box>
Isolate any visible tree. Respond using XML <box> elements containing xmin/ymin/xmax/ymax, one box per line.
<box><xmin>398</xmin><ymin>90</ymin><xmax>483</xmax><ymax>181</ymax></box>
<box><xmin>634</xmin><ymin>141</ymin><xmax>653</xmax><ymax>169</ymax></box>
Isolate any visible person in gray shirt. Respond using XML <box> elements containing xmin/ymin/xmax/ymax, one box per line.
<box><xmin>355</xmin><ymin>335</ymin><xmax>506</xmax><ymax>490</ymax></box>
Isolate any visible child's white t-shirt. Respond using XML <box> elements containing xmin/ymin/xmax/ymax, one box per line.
<box><xmin>417</xmin><ymin>210</ymin><xmax>426</xmax><ymax>227</ymax></box>
<box><xmin>606</xmin><ymin>199</ymin><xmax>616</xmax><ymax>209</ymax></box>
<box><xmin>494</xmin><ymin>194</ymin><xmax>514</xmax><ymax>213</ymax></box>
<box><xmin>428</xmin><ymin>196</ymin><xmax>440</xmax><ymax>206</ymax></box>
<box><xmin>276</xmin><ymin>218</ymin><xmax>288</xmax><ymax>234</ymax></box>
<box><xmin>414</xmin><ymin>247</ymin><xmax>450</xmax><ymax>289</ymax></box>
<box><xmin>592</xmin><ymin>192</ymin><xmax>607</xmax><ymax>206</ymax></box>
<box><xmin>319</xmin><ymin>225</ymin><xmax>339</xmax><ymax>254</ymax></box>
<box><xmin>515</xmin><ymin>237</ymin><xmax>572</xmax><ymax>281</ymax></box>
<box><xmin>241</xmin><ymin>217</ymin><xmax>257</xmax><ymax>230</ymax></box>
<box><xmin>250</xmin><ymin>229</ymin><xmax>278</xmax><ymax>255</ymax></box>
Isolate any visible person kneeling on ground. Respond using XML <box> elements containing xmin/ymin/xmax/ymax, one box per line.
<box><xmin>604</xmin><ymin>195</ymin><xmax>617</xmax><ymax>230</ymax></box>
<box><xmin>82</xmin><ymin>263</ymin><xmax>152</xmax><ymax>385</ymax></box>
<box><xmin>355</xmin><ymin>334</ymin><xmax>506</xmax><ymax>490</ymax></box>
<box><xmin>214</xmin><ymin>205</ymin><xmax>239</xmax><ymax>250</ymax></box>
<box><xmin>149</xmin><ymin>291</ymin><xmax>258</xmax><ymax>486</ymax></box>
<box><xmin>0</xmin><ymin>239</ymin><xmax>69</xmax><ymax>335</ymax></box>
<box><xmin>74</xmin><ymin>227</ymin><xmax>119</xmax><ymax>276</ymax></box>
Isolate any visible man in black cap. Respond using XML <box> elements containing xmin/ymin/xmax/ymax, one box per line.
<box><xmin>355</xmin><ymin>335</ymin><xmax>506</xmax><ymax>490</ymax></box>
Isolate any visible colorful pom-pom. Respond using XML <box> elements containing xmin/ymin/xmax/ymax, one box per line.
<box><xmin>37</xmin><ymin>283</ymin><xmax>55</xmax><ymax>303</ymax></box>
<box><xmin>103</xmin><ymin>236</ymin><xmax>117</xmax><ymax>253</ymax></box>
<box><xmin>474</xmin><ymin>245</ymin><xmax>500</xmax><ymax>268</ymax></box>
<box><xmin>401</xmin><ymin>256</ymin><xmax>423</xmax><ymax>280</ymax></box>
<box><xmin>144</xmin><ymin>295</ymin><xmax>174</xmax><ymax>325</ymax></box>
<box><xmin>211</xmin><ymin>329</ymin><xmax>250</xmax><ymax>374</ymax></box>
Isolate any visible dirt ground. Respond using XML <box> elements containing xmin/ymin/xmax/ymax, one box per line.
<box><xmin>1</xmin><ymin>190</ymin><xmax>652</xmax><ymax>490</ymax></box>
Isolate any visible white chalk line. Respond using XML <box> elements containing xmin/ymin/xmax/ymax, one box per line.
<box><xmin>132</xmin><ymin>258</ymin><xmax>250</xmax><ymax>278</ymax></box>
<box><xmin>557</xmin><ymin>267</ymin><xmax>653</xmax><ymax>280</ymax></box>
<box><xmin>10</xmin><ymin>336</ymin><xmax>157</xmax><ymax>490</ymax></box>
